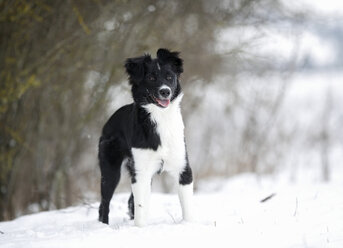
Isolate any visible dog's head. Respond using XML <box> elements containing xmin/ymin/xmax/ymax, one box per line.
<box><xmin>125</xmin><ymin>48</ymin><xmax>183</xmax><ymax>108</ymax></box>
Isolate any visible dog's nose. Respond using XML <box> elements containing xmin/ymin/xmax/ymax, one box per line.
<box><xmin>159</xmin><ymin>88</ymin><xmax>171</xmax><ymax>98</ymax></box>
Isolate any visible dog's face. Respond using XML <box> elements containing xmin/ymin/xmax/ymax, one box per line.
<box><xmin>125</xmin><ymin>48</ymin><xmax>183</xmax><ymax>108</ymax></box>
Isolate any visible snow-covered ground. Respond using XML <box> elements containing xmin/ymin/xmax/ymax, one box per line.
<box><xmin>2</xmin><ymin>1</ymin><xmax>343</xmax><ymax>247</ymax></box>
<box><xmin>1</xmin><ymin>173</ymin><xmax>343</xmax><ymax>248</ymax></box>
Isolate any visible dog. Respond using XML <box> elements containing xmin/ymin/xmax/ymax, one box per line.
<box><xmin>98</xmin><ymin>48</ymin><xmax>194</xmax><ymax>227</ymax></box>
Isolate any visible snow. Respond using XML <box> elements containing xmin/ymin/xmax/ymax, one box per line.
<box><xmin>1</xmin><ymin>173</ymin><xmax>343</xmax><ymax>248</ymax></box>
<box><xmin>2</xmin><ymin>1</ymin><xmax>343</xmax><ymax>247</ymax></box>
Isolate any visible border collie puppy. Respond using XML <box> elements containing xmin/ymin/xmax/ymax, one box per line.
<box><xmin>98</xmin><ymin>48</ymin><xmax>193</xmax><ymax>227</ymax></box>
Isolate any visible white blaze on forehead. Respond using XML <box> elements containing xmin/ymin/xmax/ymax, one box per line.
<box><xmin>157</xmin><ymin>62</ymin><xmax>161</xmax><ymax>71</ymax></box>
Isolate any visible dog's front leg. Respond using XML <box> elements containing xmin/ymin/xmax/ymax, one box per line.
<box><xmin>178</xmin><ymin>165</ymin><xmax>194</xmax><ymax>222</ymax></box>
<box><xmin>131</xmin><ymin>175</ymin><xmax>151</xmax><ymax>227</ymax></box>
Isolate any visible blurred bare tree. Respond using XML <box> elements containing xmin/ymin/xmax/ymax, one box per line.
<box><xmin>0</xmin><ymin>0</ymin><xmax>300</xmax><ymax>220</ymax></box>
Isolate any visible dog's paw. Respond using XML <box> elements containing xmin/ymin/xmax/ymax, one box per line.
<box><xmin>183</xmin><ymin>213</ymin><xmax>196</xmax><ymax>223</ymax></box>
<box><xmin>134</xmin><ymin>218</ymin><xmax>147</xmax><ymax>227</ymax></box>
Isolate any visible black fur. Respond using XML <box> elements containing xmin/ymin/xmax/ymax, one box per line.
<box><xmin>98</xmin><ymin>48</ymin><xmax>192</xmax><ymax>224</ymax></box>
<box><xmin>179</xmin><ymin>154</ymin><xmax>193</xmax><ymax>185</ymax></box>
<box><xmin>128</xmin><ymin>193</ymin><xmax>134</xmax><ymax>220</ymax></box>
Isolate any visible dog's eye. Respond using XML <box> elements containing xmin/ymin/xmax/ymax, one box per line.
<box><xmin>148</xmin><ymin>76</ymin><xmax>156</xmax><ymax>81</ymax></box>
<box><xmin>166</xmin><ymin>75</ymin><xmax>172</xmax><ymax>80</ymax></box>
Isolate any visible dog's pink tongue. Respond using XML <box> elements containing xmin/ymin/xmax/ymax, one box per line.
<box><xmin>157</xmin><ymin>99</ymin><xmax>170</xmax><ymax>107</ymax></box>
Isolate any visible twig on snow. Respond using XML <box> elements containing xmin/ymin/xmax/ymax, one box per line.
<box><xmin>260</xmin><ymin>193</ymin><xmax>276</xmax><ymax>203</ymax></box>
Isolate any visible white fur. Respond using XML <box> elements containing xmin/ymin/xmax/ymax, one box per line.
<box><xmin>131</xmin><ymin>148</ymin><xmax>162</xmax><ymax>226</ymax></box>
<box><xmin>143</xmin><ymin>93</ymin><xmax>186</xmax><ymax>174</ymax></box>
<box><xmin>178</xmin><ymin>183</ymin><xmax>194</xmax><ymax>222</ymax></box>
<box><xmin>131</xmin><ymin>93</ymin><xmax>193</xmax><ymax>226</ymax></box>
<box><xmin>131</xmin><ymin>177</ymin><xmax>151</xmax><ymax>227</ymax></box>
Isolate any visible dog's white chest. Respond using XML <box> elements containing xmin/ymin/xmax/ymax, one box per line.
<box><xmin>132</xmin><ymin>95</ymin><xmax>186</xmax><ymax>175</ymax></box>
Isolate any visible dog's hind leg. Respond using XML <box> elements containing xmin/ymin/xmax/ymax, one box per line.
<box><xmin>98</xmin><ymin>138</ymin><xmax>123</xmax><ymax>224</ymax></box>
<box><xmin>98</xmin><ymin>164</ymin><xmax>121</xmax><ymax>224</ymax></box>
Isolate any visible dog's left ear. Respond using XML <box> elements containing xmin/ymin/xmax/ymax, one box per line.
<box><xmin>157</xmin><ymin>48</ymin><xmax>183</xmax><ymax>75</ymax></box>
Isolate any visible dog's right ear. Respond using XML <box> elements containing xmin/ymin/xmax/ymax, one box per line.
<box><xmin>125</xmin><ymin>54</ymin><xmax>151</xmax><ymax>85</ymax></box>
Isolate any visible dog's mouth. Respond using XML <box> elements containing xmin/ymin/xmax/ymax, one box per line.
<box><xmin>152</xmin><ymin>96</ymin><xmax>170</xmax><ymax>108</ymax></box>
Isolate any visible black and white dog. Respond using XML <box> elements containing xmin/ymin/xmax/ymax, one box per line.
<box><xmin>98</xmin><ymin>48</ymin><xmax>193</xmax><ymax>227</ymax></box>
